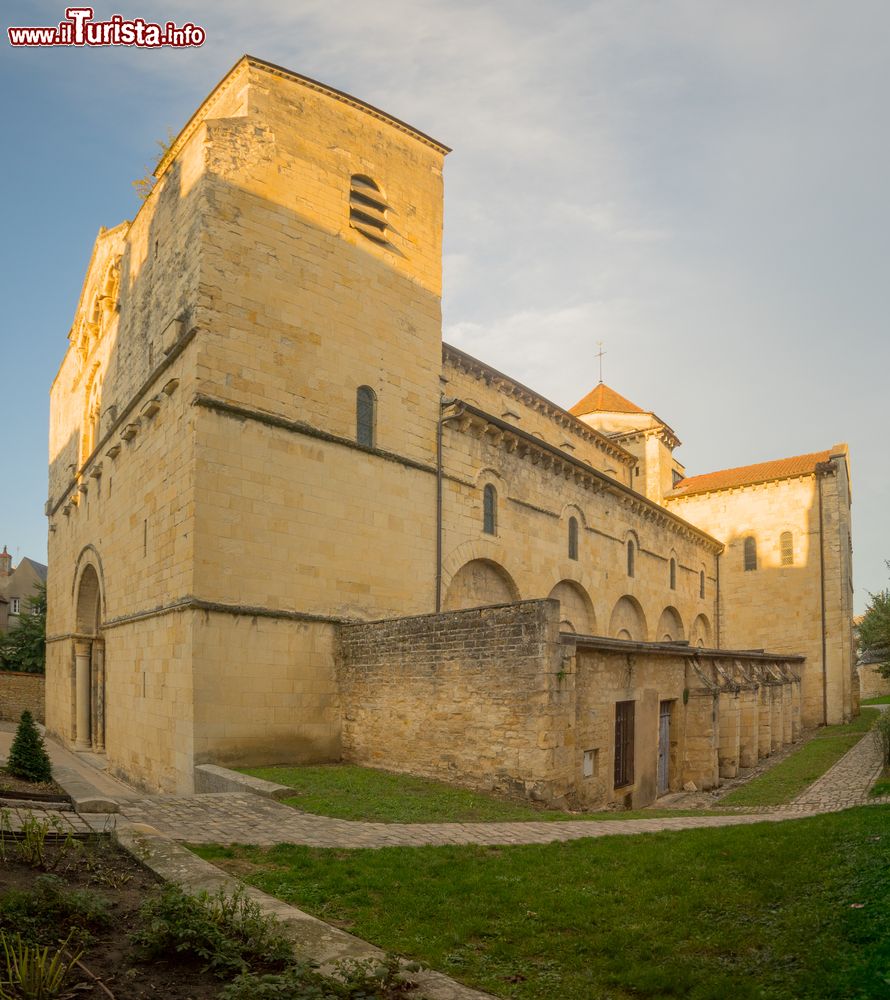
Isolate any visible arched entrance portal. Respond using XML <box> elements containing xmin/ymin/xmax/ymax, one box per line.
<box><xmin>73</xmin><ymin>564</ymin><xmax>105</xmax><ymax>752</ymax></box>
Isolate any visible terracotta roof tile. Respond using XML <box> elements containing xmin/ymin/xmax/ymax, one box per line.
<box><xmin>569</xmin><ymin>383</ymin><xmax>645</xmax><ymax>416</ymax></box>
<box><xmin>670</xmin><ymin>450</ymin><xmax>832</xmax><ymax>497</ymax></box>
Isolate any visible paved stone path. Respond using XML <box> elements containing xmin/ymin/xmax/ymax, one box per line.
<box><xmin>792</xmin><ymin>719</ymin><xmax>888</xmax><ymax>809</ymax></box>
<box><xmin>113</xmin><ymin>718</ymin><xmax>889</xmax><ymax>847</ymax></box>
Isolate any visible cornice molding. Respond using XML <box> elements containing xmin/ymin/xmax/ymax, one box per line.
<box><xmin>443</xmin><ymin>343</ymin><xmax>636</xmax><ymax>468</ymax></box>
<box><xmin>444</xmin><ymin>399</ymin><xmax>723</xmax><ymax>553</ymax></box>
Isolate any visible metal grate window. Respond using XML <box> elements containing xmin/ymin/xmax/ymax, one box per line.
<box><xmin>356</xmin><ymin>385</ymin><xmax>376</xmax><ymax>448</ymax></box>
<box><xmin>483</xmin><ymin>484</ymin><xmax>497</xmax><ymax>535</ymax></box>
<box><xmin>568</xmin><ymin>517</ymin><xmax>579</xmax><ymax>560</ymax></box>
<box><xmin>743</xmin><ymin>536</ymin><xmax>757</xmax><ymax>572</ymax></box>
<box><xmin>780</xmin><ymin>531</ymin><xmax>794</xmax><ymax>566</ymax></box>
<box><xmin>614</xmin><ymin>700</ymin><xmax>635</xmax><ymax>788</ymax></box>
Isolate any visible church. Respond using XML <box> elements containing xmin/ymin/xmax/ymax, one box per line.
<box><xmin>45</xmin><ymin>57</ymin><xmax>856</xmax><ymax>807</ymax></box>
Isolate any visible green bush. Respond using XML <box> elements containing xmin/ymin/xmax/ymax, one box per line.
<box><xmin>220</xmin><ymin>955</ymin><xmax>423</xmax><ymax>999</ymax></box>
<box><xmin>0</xmin><ymin>875</ymin><xmax>109</xmax><ymax>947</ymax></box>
<box><xmin>133</xmin><ymin>885</ymin><xmax>292</xmax><ymax>978</ymax></box>
<box><xmin>6</xmin><ymin>711</ymin><xmax>52</xmax><ymax>784</ymax></box>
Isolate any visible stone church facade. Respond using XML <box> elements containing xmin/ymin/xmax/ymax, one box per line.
<box><xmin>45</xmin><ymin>57</ymin><xmax>856</xmax><ymax>805</ymax></box>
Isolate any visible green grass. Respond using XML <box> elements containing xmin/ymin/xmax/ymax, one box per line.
<box><xmin>862</xmin><ymin>696</ymin><xmax>890</xmax><ymax>706</ymax></box>
<box><xmin>871</xmin><ymin>766</ymin><xmax>890</xmax><ymax>798</ymax></box>
<box><xmin>238</xmin><ymin>764</ymin><xmax>717</xmax><ymax>823</ymax></box>
<box><xmin>191</xmin><ymin>806</ymin><xmax>890</xmax><ymax>1000</ymax></box>
<box><xmin>720</xmin><ymin>708</ymin><xmax>880</xmax><ymax>807</ymax></box>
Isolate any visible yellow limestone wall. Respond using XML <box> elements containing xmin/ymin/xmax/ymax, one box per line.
<box><xmin>46</xmin><ymin>57</ymin><xmax>842</xmax><ymax>793</ymax></box>
<box><xmin>665</xmin><ymin>454</ymin><xmax>855</xmax><ymax>727</ymax></box>
<box><xmin>439</xmin><ymin>410</ymin><xmax>720</xmax><ymax>645</ymax></box>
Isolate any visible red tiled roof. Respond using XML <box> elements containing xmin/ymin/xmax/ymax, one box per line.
<box><xmin>670</xmin><ymin>450</ymin><xmax>832</xmax><ymax>497</ymax></box>
<box><xmin>569</xmin><ymin>383</ymin><xmax>645</xmax><ymax>417</ymax></box>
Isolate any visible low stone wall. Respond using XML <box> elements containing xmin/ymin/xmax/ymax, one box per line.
<box><xmin>0</xmin><ymin>670</ymin><xmax>45</xmax><ymax>724</ymax></box>
<box><xmin>336</xmin><ymin>599</ymin><xmax>575</xmax><ymax>804</ymax></box>
<box><xmin>336</xmin><ymin>600</ymin><xmax>804</xmax><ymax>810</ymax></box>
<box><xmin>858</xmin><ymin>663</ymin><xmax>890</xmax><ymax>700</ymax></box>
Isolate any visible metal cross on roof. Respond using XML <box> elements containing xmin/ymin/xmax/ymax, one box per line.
<box><xmin>596</xmin><ymin>341</ymin><xmax>606</xmax><ymax>383</ymax></box>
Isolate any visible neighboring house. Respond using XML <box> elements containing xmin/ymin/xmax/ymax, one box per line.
<box><xmin>45</xmin><ymin>56</ymin><xmax>856</xmax><ymax>802</ymax></box>
<box><xmin>0</xmin><ymin>546</ymin><xmax>48</xmax><ymax>635</ymax></box>
<box><xmin>854</xmin><ymin>615</ymin><xmax>890</xmax><ymax>699</ymax></box>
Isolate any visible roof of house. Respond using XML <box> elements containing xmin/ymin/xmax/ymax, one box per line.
<box><xmin>569</xmin><ymin>382</ymin><xmax>645</xmax><ymax>417</ymax></box>
<box><xmin>17</xmin><ymin>558</ymin><xmax>48</xmax><ymax>582</ymax></box>
<box><xmin>670</xmin><ymin>450</ymin><xmax>832</xmax><ymax>498</ymax></box>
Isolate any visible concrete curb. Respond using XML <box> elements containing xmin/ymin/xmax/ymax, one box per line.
<box><xmin>115</xmin><ymin>823</ymin><xmax>496</xmax><ymax>1000</ymax></box>
<box><xmin>52</xmin><ymin>762</ymin><xmax>120</xmax><ymax>813</ymax></box>
<box><xmin>194</xmin><ymin>763</ymin><xmax>293</xmax><ymax>800</ymax></box>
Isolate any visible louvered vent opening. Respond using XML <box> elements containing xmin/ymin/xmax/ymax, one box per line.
<box><xmin>350</xmin><ymin>175</ymin><xmax>390</xmax><ymax>245</ymax></box>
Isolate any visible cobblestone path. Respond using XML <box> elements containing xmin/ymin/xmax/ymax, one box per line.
<box><xmin>114</xmin><ymin>716</ymin><xmax>889</xmax><ymax>846</ymax></box>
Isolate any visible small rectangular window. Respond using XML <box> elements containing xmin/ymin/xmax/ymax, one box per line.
<box><xmin>583</xmin><ymin>749</ymin><xmax>599</xmax><ymax>778</ymax></box>
<box><xmin>10</xmin><ymin>598</ymin><xmax>20</xmax><ymax>615</ymax></box>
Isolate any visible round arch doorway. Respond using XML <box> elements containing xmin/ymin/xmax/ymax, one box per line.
<box><xmin>73</xmin><ymin>563</ymin><xmax>105</xmax><ymax>752</ymax></box>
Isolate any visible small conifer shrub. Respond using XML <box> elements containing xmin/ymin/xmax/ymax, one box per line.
<box><xmin>6</xmin><ymin>711</ymin><xmax>53</xmax><ymax>784</ymax></box>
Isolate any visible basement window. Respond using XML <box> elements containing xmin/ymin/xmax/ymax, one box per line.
<box><xmin>349</xmin><ymin>175</ymin><xmax>390</xmax><ymax>246</ymax></box>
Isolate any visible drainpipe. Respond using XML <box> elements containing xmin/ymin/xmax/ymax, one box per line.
<box><xmin>715</xmin><ymin>551</ymin><xmax>721</xmax><ymax>649</ymax></box>
<box><xmin>817</xmin><ymin>466</ymin><xmax>829</xmax><ymax>726</ymax></box>
<box><xmin>436</xmin><ymin>395</ymin><xmax>444</xmax><ymax>611</ymax></box>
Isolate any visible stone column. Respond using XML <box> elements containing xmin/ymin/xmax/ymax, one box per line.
<box><xmin>791</xmin><ymin>678</ymin><xmax>802</xmax><ymax>742</ymax></box>
<box><xmin>718</xmin><ymin>690</ymin><xmax>741</xmax><ymax>778</ymax></box>
<box><xmin>770</xmin><ymin>680</ymin><xmax>783</xmax><ymax>752</ymax></box>
<box><xmin>682</xmin><ymin>689</ymin><xmax>719</xmax><ymax>791</ymax></box>
<box><xmin>738</xmin><ymin>686</ymin><xmax>759</xmax><ymax>768</ymax></box>
<box><xmin>93</xmin><ymin>640</ymin><xmax>106</xmax><ymax>752</ymax></box>
<box><xmin>74</xmin><ymin>640</ymin><xmax>92</xmax><ymax>751</ymax></box>
<box><xmin>757</xmin><ymin>684</ymin><xmax>772</xmax><ymax>759</ymax></box>
<box><xmin>782</xmin><ymin>679</ymin><xmax>793</xmax><ymax>746</ymax></box>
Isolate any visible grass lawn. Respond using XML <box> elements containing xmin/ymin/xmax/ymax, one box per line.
<box><xmin>720</xmin><ymin>708</ymin><xmax>880</xmax><ymax>807</ymax></box>
<box><xmin>237</xmin><ymin>764</ymin><xmax>717</xmax><ymax>823</ymax></box>
<box><xmin>862</xmin><ymin>696</ymin><xmax>890</xmax><ymax>706</ymax></box>
<box><xmin>871</xmin><ymin>767</ymin><xmax>890</xmax><ymax>798</ymax></box>
<box><xmin>192</xmin><ymin>806</ymin><xmax>890</xmax><ymax>1000</ymax></box>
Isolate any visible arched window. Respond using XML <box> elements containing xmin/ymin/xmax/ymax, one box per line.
<box><xmin>627</xmin><ymin>539</ymin><xmax>635</xmax><ymax>578</ymax></box>
<box><xmin>743</xmin><ymin>536</ymin><xmax>757</xmax><ymax>572</ymax></box>
<box><xmin>568</xmin><ymin>517</ymin><xmax>579</xmax><ymax>560</ymax></box>
<box><xmin>483</xmin><ymin>484</ymin><xmax>497</xmax><ymax>535</ymax></box>
<box><xmin>699</xmin><ymin>570</ymin><xmax>705</xmax><ymax>599</ymax></box>
<box><xmin>669</xmin><ymin>558</ymin><xmax>677</xmax><ymax>590</ymax></box>
<box><xmin>780</xmin><ymin>531</ymin><xmax>794</xmax><ymax>566</ymax></box>
<box><xmin>356</xmin><ymin>386</ymin><xmax>376</xmax><ymax>448</ymax></box>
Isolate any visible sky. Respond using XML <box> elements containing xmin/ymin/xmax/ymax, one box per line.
<box><xmin>1</xmin><ymin>0</ymin><xmax>888</xmax><ymax>612</ymax></box>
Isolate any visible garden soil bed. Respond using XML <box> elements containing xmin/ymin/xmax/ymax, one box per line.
<box><xmin>0</xmin><ymin>767</ymin><xmax>69</xmax><ymax>799</ymax></box>
<box><xmin>0</xmin><ymin>836</ymin><xmax>225</xmax><ymax>999</ymax></box>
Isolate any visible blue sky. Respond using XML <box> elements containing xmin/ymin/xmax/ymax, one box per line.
<box><xmin>2</xmin><ymin>0</ymin><xmax>888</xmax><ymax>611</ymax></box>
